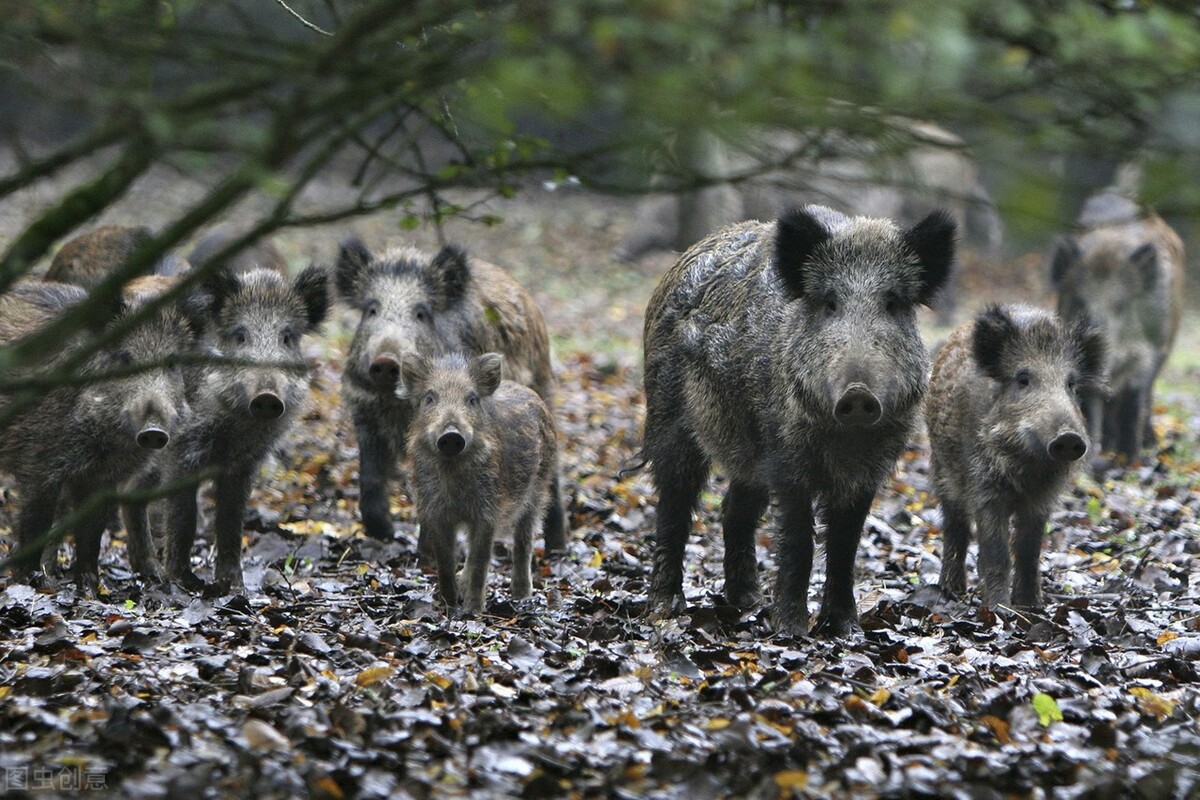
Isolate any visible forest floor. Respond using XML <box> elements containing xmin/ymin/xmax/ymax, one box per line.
<box><xmin>1</xmin><ymin>169</ymin><xmax>1198</xmax><ymax>798</ymax></box>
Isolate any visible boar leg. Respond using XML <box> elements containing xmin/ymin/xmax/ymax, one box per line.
<box><xmin>541</xmin><ymin>455</ymin><xmax>567</xmax><ymax>553</ymax></box>
<box><xmin>71</xmin><ymin>502</ymin><xmax>111</xmax><ymax>597</ymax></box>
<box><xmin>975</xmin><ymin>505</ymin><xmax>1013</xmax><ymax>608</ymax></box>
<box><xmin>773</xmin><ymin>493</ymin><xmax>816</xmax><ymax>636</ymax></box>
<box><xmin>356</xmin><ymin>418</ymin><xmax>398</xmax><ymax>541</ymax></box>
<box><xmin>121</xmin><ymin>470</ymin><xmax>165</xmax><ymax>583</ymax></box>
<box><xmin>721</xmin><ymin>480</ymin><xmax>769</xmax><ymax>609</ymax></box>
<box><xmin>511</xmin><ymin>506</ymin><xmax>536</xmax><ymax>602</ymax></box>
<box><xmin>1011</xmin><ymin>508</ymin><xmax>1046</xmax><ymax>609</ymax></box>
<box><xmin>1116</xmin><ymin>383</ymin><xmax>1148</xmax><ymax>462</ymax></box>
<box><xmin>426</xmin><ymin>520</ymin><xmax>459</xmax><ymax>610</ymax></box>
<box><xmin>460</xmin><ymin>520</ymin><xmax>495</xmax><ymax>614</ymax></box>
<box><xmin>213</xmin><ymin>470</ymin><xmax>253</xmax><ymax>592</ymax></box>
<box><xmin>646</xmin><ymin>441</ymin><xmax>710</xmax><ymax>617</ymax></box>
<box><xmin>813</xmin><ymin>493</ymin><xmax>872</xmax><ymax>636</ymax></box>
<box><xmin>938</xmin><ymin>498</ymin><xmax>971</xmax><ymax>598</ymax></box>
<box><xmin>12</xmin><ymin>484</ymin><xmax>60</xmax><ymax>583</ymax></box>
<box><xmin>165</xmin><ymin>487</ymin><xmax>205</xmax><ymax>593</ymax></box>
<box><xmin>121</xmin><ymin>500</ymin><xmax>163</xmax><ymax>583</ymax></box>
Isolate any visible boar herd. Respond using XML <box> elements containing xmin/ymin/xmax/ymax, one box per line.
<box><xmin>0</xmin><ymin>188</ymin><xmax>1185</xmax><ymax>635</ymax></box>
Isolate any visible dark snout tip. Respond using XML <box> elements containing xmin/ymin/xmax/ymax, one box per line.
<box><xmin>437</xmin><ymin>429</ymin><xmax>467</xmax><ymax>456</ymax></box>
<box><xmin>136</xmin><ymin>427</ymin><xmax>170</xmax><ymax>450</ymax></box>
<box><xmin>249</xmin><ymin>392</ymin><xmax>286</xmax><ymax>420</ymax></box>
<box><xmin>369</xmin><ymin>354</ymin><xmax>401</xmax><ymax>387</ymax></box>
<box><xmin>1049</xmin><ymin>431</ymin><xmax>1088</xmax><ymax>462</ymax></box>
<box><xmin>834</xmin><ymin>385</ymin><xmax>882</xmax><ymax>427</ymax></box>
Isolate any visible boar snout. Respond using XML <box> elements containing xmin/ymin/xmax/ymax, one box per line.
<box><xmin>369</xmin><ymin>354</ymin><xmax>401</xmax><ymax>388</ymax></box>
<box><xmin>436</xmin><ymin>427</ymin><xmax>468</xmax><ymax>456</ymax></box>
<box><xmin>135</xmin><ymin>426</ymin><xmax>170</xmax><ymax>449</ymax></box>
<box><xmin>250</xmin><ymin>392</ymin><xmax>286</xmax><ymax>420</ymax></box>
<box><xmin>1048</xmin><ymin>430</ymin><xmax>1087</xmax><ymax>461</ymax></box>
<box><xmin>834</xmin><ymin>384</ymin><xmax>882</xmax><ymax>427</ymax></box>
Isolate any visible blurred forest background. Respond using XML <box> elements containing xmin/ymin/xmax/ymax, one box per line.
<box><xmin>2</xmin><ymin>0</ymin><xmax>1198</xmax><ymax>325</ymax></box>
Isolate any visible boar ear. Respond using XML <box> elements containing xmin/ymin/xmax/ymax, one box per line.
<box><xmin>293</xmin><ymin>264</ymin><xmax>330</xmax><ymax>331</ymax></box>
<box><xmin>202</xmin><ymin>267</ymin><xmax>240</xmax><ymax>320</ymax></box>
<box><xmin>1129</xmin><ymin>243</ymin><xmax>1159</xmax><ymax>291</ymax></box>
<box><xmin>471</xmin><ymin>352</ymin><xmax>504</xmax><ymax>397</ymax></box>
<box><xmin>428</xmin><ymin>244</ymin><xmax>471</xmax><ymax>310</ymax></box>
<box><xmin>398</xmin><ymin>352</ymin><xmax>430</xmax><ymax>399</ymax></box>
<box><xmin>176</xmin><ymin>287</ymin><xmax>212</xmax><ymax>339</ymax></box>
<box><xmin>1049</xmin><ymin>237</ymin><xmax>1081</xmax><ymax>289</ymax></box>
<box><xmin>774</xmin><ymin>207</ymin><xmax>830</xmax><ymax>298</ymax></box>
<box><xmin>904</xmin><ymin>210</ymin><xmax>957</xmax><ymax>306</ymax></box>
<box><xmin>335</xmin><ymin>238</ymin><xmax>373</xmax><ymax>301</ymax></box>
<box><xmin>1071</xmin><ymin>314</ymin><xmax>1108</xmax><ymax>389</ymax></box>
<box><xmin>971</xmin><ymin>304</ymin><xmax>1018</xmax><ymax>382</ymax></box>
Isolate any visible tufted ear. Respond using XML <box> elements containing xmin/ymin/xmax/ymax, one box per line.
<box><xmin>470</xmin><ymin>352</ymin><xmax>504</xmax><ymax>397</ymax></box>
<box><xmin>1049</xmin><ymin>236</ymin><xmax>1081</xmax><ymax>290</ymax></box>
<box><xmin>904</xmin><ymin>210</ymin><xmax>957</xmax><ymax>306</ymax></box>
<box><xmin>202</xmin><ymin>266</ymin><xmax>241</xmax><ymax>321</ymax></box>
<box><xmin>427</xmin><ymin>244</ymin><xmax>471</xmax><ymax>310</ymax></box>
<box><xmin>335</xmin><ymin>238</ymin><xmax>374</xmax><ymax>302</ymax></box>
<box><xmin>774</xmin><ymin>207</ymin><xmax>830</xmax><ymax>298</ymax></box>
<box><xmin>293</xmin><ymin>264</ymin><xmax>330</xmax><ymax>331</ymax></box>
<box><xmin>1129</xmin><ymin>243</ymin><xmax>1159</xmax><ymax>291</ymax></box>
<box><xmin>1071</xmin><ymin>313</ymin><xmax>1108</xmax><ymax>390</ymax></box>
<box><xmin>971</xmin><ymin>304</ymin><xmax>1019</xmax><ymax>383</ymax></box>
<box><xmin>398</xmin><ymin>351</ymin><xmax>431</xmax><ymax>400</ymax></box>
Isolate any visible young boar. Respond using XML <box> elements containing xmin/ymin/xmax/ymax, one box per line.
<box><xmin>1049</xmin><ymin>193</ymin><xmax>1184</xmax><ymax>461</ymax></box>
<box><xmin>928</xmin><ymin>304</ymin><xmax>1106</xmax><ymax>608</ymax></box>
<box><xmin>642</xmin><ymin>205</ymin><xmax>955</xmax><ymax>636</ymax></box>
<box><xmin>151</xmin><ymin>265</ymin><xmax>329</xmax><ymax>592</ymax></box>
<box><xmin>0</xmin><ymin>281</ymin><xmax>196</xmax><ymax>591</ymax></box>
<box><xmin>401</xmin><ymin>352</ymin><xmax>556</xmax><ymax>613</ymax></box>
<box><xmin>336</xmin><ymin>240</ymin><xmax>565</xmax><ymax>552</ymax></box>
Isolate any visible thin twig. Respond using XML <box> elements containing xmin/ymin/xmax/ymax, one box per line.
<box><xmin>274</xmin><ymin>0</ymin><xmax>333</xmax><ymax>36</ymax></box>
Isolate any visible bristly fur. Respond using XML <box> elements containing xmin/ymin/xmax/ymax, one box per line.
<box><xmin>902</xmin><ymin>210</ymin><xmax>957</xmax><ymax>305</ymax></box>
<box><xmin>971</xmin><ymin>303</ymin><xmax>1019</xmax><ymax>383</ymax></box>
<box><xmin>774</xmin><ymin>207</ymin><xmax>830</xmax><ymax>298</ymax></box>
<box><xmin>334</xmin><ymin>238</ymin><xmax>565</xmax><ymax>551</ymax></box>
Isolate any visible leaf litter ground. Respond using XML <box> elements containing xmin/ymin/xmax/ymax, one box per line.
<box><xmin>0</xmin><ymin>187</ymin><xmax>1198</xmax><ymax>799</ymax></box>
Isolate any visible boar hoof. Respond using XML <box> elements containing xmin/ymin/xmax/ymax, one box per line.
<box><xmin>645</xmin><ymin>591</ymin><xmax>686</xmax><ymax>620</ymax></box>
<box><xmin>812</xmin><ymin>611</ymin><xmax>860</xmax><ymax>637</ymax></box>
<box><xmin>74</xmin><ymin>572</ymin><xmax>100</xmax><ymax>598</ymax></box>
<box><xmin>724</xmin><ymin>583</ymin><xmax>761</xmax><ymax>611</ymax></box>
<box><xmin>363</xmin><ymin>519</ymin><xmax>395</xmax><ymax>542</ymax></box>
<box><xmin>173</xmin><ymin>569</ymin><xmax>208</xmax><ymax>594</ymax></box>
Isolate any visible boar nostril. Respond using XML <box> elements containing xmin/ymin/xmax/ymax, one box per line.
<box><xmin>437</xmin><ymin>429</ymin><xmax>466</xmax><ymax>456</ymax></box>
<box><xmin>136</xmin><ymin>427</ymin><xmax>170</xmax><ymax>450</ymax></box>
<box><xmin>1048</xmin><ymin>431</ymin><xmax>1087</xmax><ymax>461</ymax></box>
<box><xmin>369</xmin><ymin>355</ymin><xmax>401</xmax><ymax>387</ymax></box>
<box><xmin>249</xmin><ymin>392</ymin><xmax>285</xmax><ymax>420</ymax></box>
<box><xmin>834</xmin><ymin>385</ymin><xmax>882</xmax><ymax>426</ymax></box>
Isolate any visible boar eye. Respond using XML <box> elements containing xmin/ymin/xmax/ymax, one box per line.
<box><xmin>467</xmin><ymin>392</ymin><xmax>479</xmax><ymax>407</ymax></box>
<box><xmin>230</xmin><ymin>327</ymin><xmax>248</xmax><ymax>346</ymax></box>
<box><xmin>422</xmin><ymin>391</ymin><xmax>435</xmax><ymax>407</ymax></box>
<box><xmin>282</xmin><ymin>328</ymin><xmax>297</xmax><ymax>348</ymax></box>
<box><xmin>114</xmin><ymin>350</ymin><xmax>133</xmax><ymax>367</ymax></box>
<box><xmin>364</xmin><ymin>301</ymin><xmax>380</xmax><ymax>319</ymax></box>
<box><xmin>1014</xmin><ymin>370</ymin><xmax>1032</xmax><ymax>389</ymax></box>
<box><xmin>822</xmin><ymin>295</ymin><xmax>838</xmax><ymax>316</ymax></box>
<box><xmin>414</xmin><ymin>303</ymin><xmax>432</xmax><ymax>324</ymax></box>
<box><xmin>884</xmin><ymin>294</ymin><xmax>902</xmax><ymax>315</ymax></box>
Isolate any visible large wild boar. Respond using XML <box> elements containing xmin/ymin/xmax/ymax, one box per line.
<box><xmin>1049</xmin><ymin>192</ymin><xmax>1184</xmax><ymax>462</ymax></box>
<box><xmin>0</xmin><ymin>281</ymin><xmax>196</xmax><ymax>591</ymax></box>
<box><xmin>335</xmin><ymin>240</ymin><xmax>566</xmax><ymax>552</ymax></box>
<box><xmin>928</xmin><ymin>304</ymin><xmax>1105</xmax><ymax>607</ymax></box>
<box><xmin>642</xmin><ymin>205</ymin><xmax>955</xmax><ymax>636</ymax></box>
<box><xmin>401</xmin><ymin>352</ymin><xmax>556</xmax><ymax>614</ymax></box>
<box><xmin>150</xmin><ymin>265</ymin><xmax>329</xmax><ymax>592</ymax></box>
